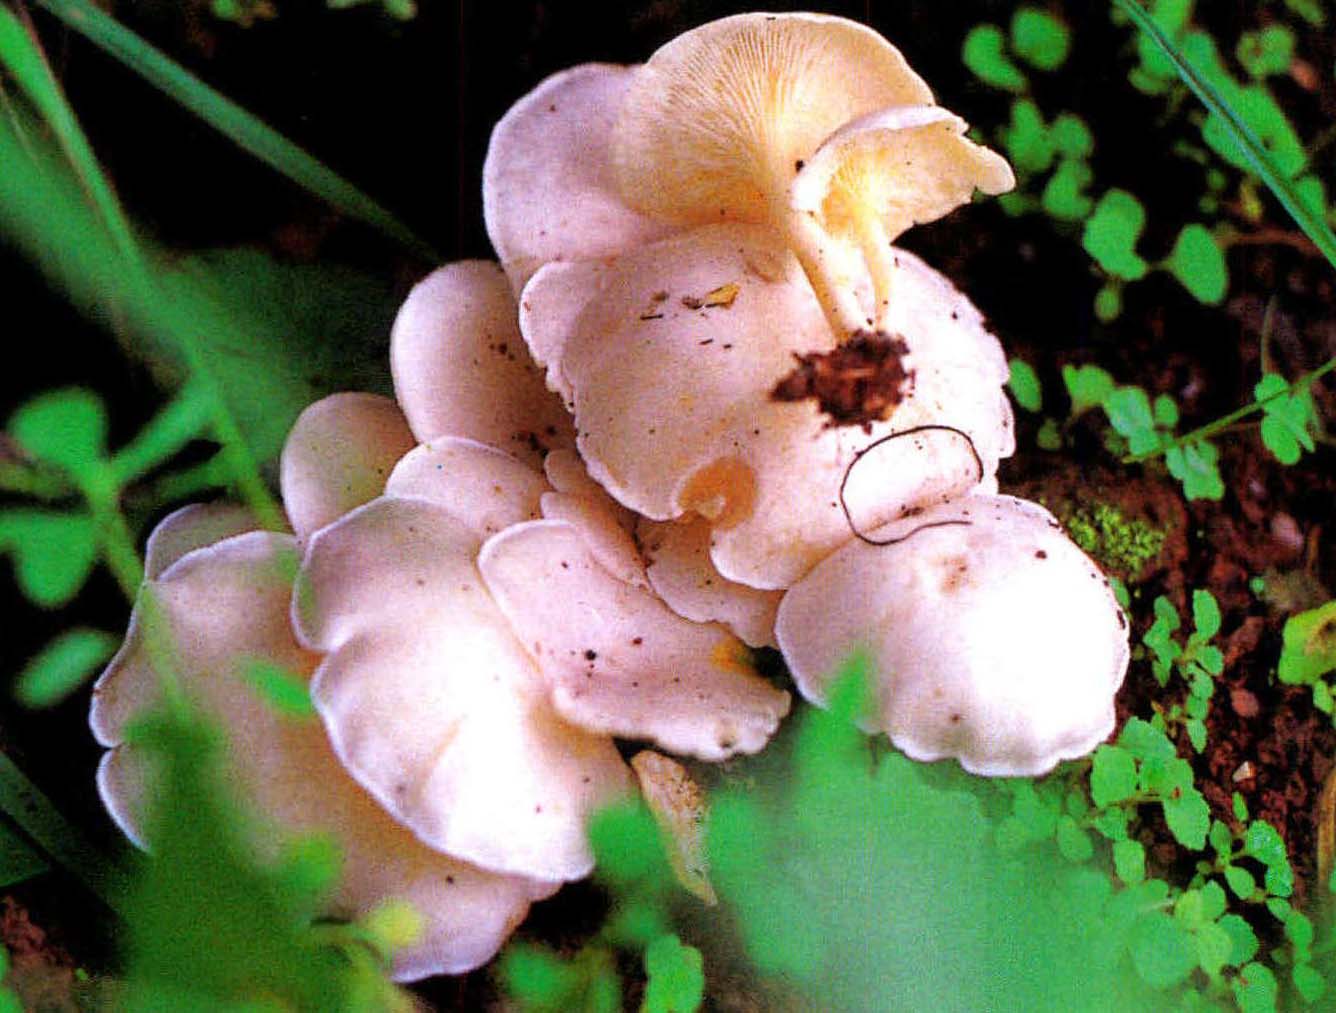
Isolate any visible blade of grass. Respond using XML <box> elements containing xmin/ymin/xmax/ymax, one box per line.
<box><xmin>0</xmin><ymin>4</ymin><xmax>139</xmax><ymax>264</ymax></box>
<box><xmin>0</xmin><ymin>751</ymin><xmax>132</xmax><ymax>914</ymax></box>
<box><xmin>1111</xmin><ymin>0</ymin><xmax>1336</xmax><ymax>270</ymax></box>
<box><xmin>32</xmin><ymin>0</ymin><xmax>441</xmax><ymax>262</ymax></box>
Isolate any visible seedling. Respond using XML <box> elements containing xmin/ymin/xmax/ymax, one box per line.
<box><xmin>1277</xmin><ymin>601</ymin><xmax>1336</xmax><ymax>719</ymax></box>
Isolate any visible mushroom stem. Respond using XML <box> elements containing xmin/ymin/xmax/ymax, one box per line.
<box><xmin>852</xmin><ymin>212</ymin><xmax>897</xmax><ymax>333</ymax></box>
<box><xmin>783</xmin><ymin>209</ymin><xmax>869</xmax><ymax>343</ymax></box>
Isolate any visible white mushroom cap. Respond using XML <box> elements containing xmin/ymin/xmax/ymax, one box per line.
<box><xmin>775</xmin><ymin>495</ymin><xmax>1130</xmax><ymax>777</ymax></box>
<box><xmin>90</xmin><ymin>526</ymin><xmax>555</xmax><ymax>980</ymax></box>
<box><xmin>637</xmin><ymin>514</ymin><xmax>781</xmax><ymax>648</ymax></box>
<box><xmin>520</xmin><ymin>224</ymin><xmax>1012</xmax><ymax>589</ymax></box>
<box><xmin>483</xmin><ymin>64</ymin><xmax>674</xmax><ymax>293</ymax></box>
<box><xmin>479</xmin><ymin>519</ymin><xmax>790</xmax><ymax>762</ymax></box>
<box><xmin>610</xmin><ymin>13</ymin><xmax>932</xmax><ymax>227</ymax></box>
<box><xmin>389</xmin><ymin>261</ymin><xmax>575</xmax><ymax>466</ymax></box>
<box><xmin>280</xmin><ymin>392</ymin><xmax>417</xmax><ymax>543</ymax></box>
<box><xmin>294</xmin><ymin>494</ymin><xmax>634</xmax><ymax>882</ymax></box>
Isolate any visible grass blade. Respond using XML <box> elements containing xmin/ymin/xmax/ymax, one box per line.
<box><xmin>32</xmin><ymin>0</ymin><xmax>440</xmax><ymax>261</ymax></box>
<box><xmin>0</xmin><ymin>4</ymin><xmax>139</xmax><ymax>264</ymax></box>
<box><xmin>1111</xmin><ymin>0</ymin><xmax>1336</xmax><ymax>270</ymax></box>
<box><xmin>0</xmin><ymin>751</ymin><xmax>131</xmax><ymax>914</ymax></box>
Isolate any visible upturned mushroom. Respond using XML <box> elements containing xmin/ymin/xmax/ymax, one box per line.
<box><xmin>775</xmin><ymin>494</ymin><xmax>1130</xmax><ymax>776</ymax></box>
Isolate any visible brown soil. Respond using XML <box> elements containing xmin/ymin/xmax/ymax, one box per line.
<box><xmin>771</xmin><ymin>330</ymin><xmax>912</xmax><ymax>430</ymax></box>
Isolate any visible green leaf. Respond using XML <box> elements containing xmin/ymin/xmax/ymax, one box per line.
<box><xmin>1003</xmin><ymin>99</ymin><xmax>1055</xmax><ymax>174</ymax></box>
<box><xmin>1050</xmin><ymin>114</ymin><xmax>1094</xmax><ymax>159</ymax></box>
<box><xmin>1224</xmin><ymin>864</ymin><xmax>1256</xmax><ymax>900</ymax></box>
<box><xmin>1236</xmin><ymin>26</ymin><xmax>1295</xmax><ymax>79</ymax></box>
<box><xmin>0</xmin><ymin>511</ymin><xmax>99</xmax><ymax>608</ymax></box>
<box><xmin>1192</xmin><ymin>590</ymin><xmax>1222</xmax><ymax>640</ymax></box>
<box><xmin>1131</xmin><ymin>912</ymin><xmax>1196</xmax><ymax>988</ymax></box>
<box><xmin>1164</xmin><ymin>225</ymin><xmax>1227</xmax><ymax>304</ymax></box>
<box><xmin>1083</xmin><ymin>190</ymin><xmax>1150</xmax><ymax>280</ymax></box>
<box><xmin>1010</xmin><ymin>8</ymin><xmax>1070</xmax><ymax>71</ymax></box>
<box><xmin>32</xmin><ymin>0</ymin><xmax>438</xmax><ymax>260</ymax></box>
<box><xmin>962</xmin><ymin>24</ymin><xmax>1027</xmax><ymax>92</ymax></box>
<box><xmin>1285</xmin><ymin>0</ymin><xmax>1326</xmax><ymax>25</ymax></box>
<box><xmin>1292</xmin><ymin>963</ymin><xmax>1326</xmax><ymax>1003</ymax></box>
<box><xmin>1120</xmin><ymin>717</ymin><xmax>1177</xmax><ymax>762</ymax></box>
<box><xmin>241</xmin><ymin>661</ymin><xmax>315</xmax><ymax>720</ymax></box>
<box><xmin>1233</xmin><ymin>962</ymin><xmax>1278</xmax><ymax>1013</ymax></box>
<box><xmin>1094</xmin><ymin>283</ymin><xmax>1123</xmax><ymax>322</ymax></box>
<box><xmin>0</xmin><ymin>818</ymin><xmax>47</xmax><ymax>891</ymax></box>
<box><xmin>8</xmin><ymin>388</ymin><xmax>107</xmax><ymax>478</ymax></box>
<box><xmin>1199</xmin><ymin>880</ymin><xmax>1226</xmax><ymax>922</ymax></box>
<box><xmin>1041</xmin><ymin>158</ymin><xmax>1095</xmax><ymax>221</ymax></box>
<box><xmin>1104</xmin><ymin>386</ymin><xmax>1159</xmax><ymax>455</ymax></box>
<box><xmin>1186</xmin><ymin>719</ymin><xmax>1207</xmax><ymax>753</ymax></box>
<box><xmin>1063</xmin><ymin>365</ymin><xmax>1116</xmax><ymax>417</ymax></box>
<box><xmin>1112</xmin><ymin>0</ymin><xmax>1336</xmax><ymax>271</ymax></box>
<box><xmin>1277</xmin><ymin>601</ymin><xmax>1336</xmax><ymax>686</ymax></box>
<box><xmin>1036</xmin><ymin>417</ymin><xmax>1063</xmax><ymax>451</ymax></box>
<box><xmin>1056</xmin><ymin>817</ymin><xmax>1094</xmax><ymax>863</ymax></box>
<box><xmin>1163</xmin><ymin>786</ymin><xmax>1210</xmax><ymax>850</ymax></box>
<box><xmin>643</xmin><ymin>935</ymin><xmax>705</xmax><ymax>1013</ymax></box>
<box><xmin>589</xmin><ymin>801</ymin><xmax>670</xmax><ymax>891</ymax></box>
<box><xmin>1243</xmin><ymin>822</ymin><xmax>1287</xmax><ymax>868</ymax></box>
<box><xmin>1113</xmin><ymin>839</ymin><xmax>1146</xmax><ymax>883</ymax></box>
<box><xmin>1166</xmin><ymin>440</ymin><xmax>1225</xmax><ymax>501</ymax></box>
<box><xmin>1214</xmin><ymin>915</ymin><xmax>1257</xmax><ymax>971</ymax></box>
<box><xmin>1264</xmin><ymin>861</ymin><xmax>1293</xmax><ymax>898</ymax></box>
<box><xmin>15</xmin><ymin>628</ymin><xmax>118</xmax><ymax>708</ymax></box>
<box><xmin>1091</xmin><ymin>745</ymin><xmax>1138</xmax><ymax>807</ymax></box>
<box><xmin>500</xmin><ymin>945</ymin><xmax>585</xmax><ymax>1011</ymax></box>
<box><xmin>1195</xmin><ymin>921</ymin><xmax>1233</xmax><ymax>977</ymax></box>
<box><xmin>1007</xmin><ymin>358</ymin><xmax>1043</xmax><ymax>412</ymax></box>
<box><xmin>1255</xmin><ymin>373</ymin><xmax>1317</xmax><ymax>466</ymax></box>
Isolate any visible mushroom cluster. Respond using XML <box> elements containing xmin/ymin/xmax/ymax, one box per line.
<box><xmin>89</xmin><ymin>12</ymin><xmax>1129</xmax><ymax>983</ymax></box>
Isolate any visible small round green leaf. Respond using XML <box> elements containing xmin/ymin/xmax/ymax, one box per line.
<box><xmin>1224</xmin><ymin>864</ymin><xmax>1256</xmax><ymax>900</ymax></box>
<box><xmin>643</xmin><ymin>935</ymin><xmax>705</xmax><ymax>1013</ymax></box>
<box><xmin>1083</xmin><ymin>190</ymin><xmax>1149</xmax><ymax>281</ymax></box>
<box><xmin>1010</xmin><ymin>8</ymin><xmax>1071</xmax><ymax>71</ymax></box>
<box><xmin>963</xmin><ymin>25</ymin><xmax>1027</xmax><ymax>92</ymax></box>
<box><xmin>8</xmin><ymin>388</ymin><xmax>107</xmax><ymax>478</ymax></box>
<box><xmin>16</xmin><ymin>628</ymin><xmax>119</xmax><ymax>708</ymax></box>
<box><xmin>1131</xmin><ymin>912</ymin><xmax>1196</xmax><ymax>989</ymax></box>
<box><xmin>1164</xmin><ymin>225</ymin><xmax>1227</xmax><ymax>304</ymax></box>
<box><xmin>1007</xmin><ymin>358</ymin><xmax>1043</xmax><ymax>412</ymax></box>
<box><xmin>1090</xmin><ymin>744</ymin><xmax>1138</xmax><ymax>808</ymax></box>
<box><xmin>1113</xmin><ymin>839</ymin><xmax>1145</xmax><ymax>884</ymax></box>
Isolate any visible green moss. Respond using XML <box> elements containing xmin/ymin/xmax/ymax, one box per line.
<box><xmin>1059</xmin><ymin>502</ymin><xmax>1167</xmax><ymax>580</ymax></box>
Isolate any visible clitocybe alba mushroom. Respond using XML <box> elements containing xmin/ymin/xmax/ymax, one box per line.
<box><xmin>521</xmin><ymin>231</ymin><xmax>1013</xmax><ymax>588</ymax></box>
<box><xmin>610</xmin><ymin>12</ymin><xmax>1013</xmax><ymax>345</ymax></box>
<box><xmin>91</xmin><ymin>516</ymin><xmax>554</xmax><ymax>981</ymax></box>
<box><xmin>775</xmin><ymin>495</ymin><xmax>1130</xmax><ymax>776</ymax></box>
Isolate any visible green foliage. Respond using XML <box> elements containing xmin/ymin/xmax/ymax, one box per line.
<box><xmin>1063</xmin><ymin>365</ymin><xmax>1116</xmax><ymax>417</ymax></box>
<box><xmin>1061</xmin><ymin>502</ymin><xmax>1166</xmax><ymax>581</ymax></box>
<box><xmin>500</xmin><ymin>945</ymin><xmax>621</xmax><ymax>1013</ymax></box>
<box><xmin>1083</xmin><ymin>190</ymin><xmax>1150</xmax><ymax>281</ymax></box>
<box><xmin>121</xmin><ymin>705</ymin><xmax>416</xmax><ymax>1011</ymax></box>
<box><xmin>1236</xmin><ymin>26</ymin><xmax>1295</xmax><ymax>80</ymax></box>
<box><xmin>15</xmin><ymin>628</ymin><xmax>119</xmax><ymax>708</ymax></box>
<box><xmin>1100</xmin><ymin>383</ymin><xmax>1225</xmax><ymax>501</ymax></box>
<box><xmin>241</xmin><ymin>661</ymin><xmax>316</xmax><ymax>720</ymax></box>
<box><xmin>0</xmin><ymin>510</ymin><xmax>99</xmax><ymax>608</ymax></box>
<box><xmin>1277</xmin><ymin>601</ymin><xmax>1336</xmax><ymax>721</ymax></box>
<box><xmin>1254</xmin><ymin>374</ymin><xmax>1319</xmax><ymax>465</ymax></box>
<box><xmin>643</xmin><ymin>935</ymin><xmax>705</xmax><ymax>1013</ymax></box>
<box><xmin>1164</xmin><ymin>224</ymin><xmax>1228</xmax><ymax>304</ymax></box>
<box><xmin>962</xmin><ymin>25</ymin><xmax>1026</xmax><ymax>92</ymax></box>
<box><xmin>1007</xmin><ymin>358</ymin><xmax>1043</xmax><ymax>412</ymax></box>
<box><xmin>1010</xmin><ymin>8</ymin><xmax>1070</xmax><ymax>71</ymax></box>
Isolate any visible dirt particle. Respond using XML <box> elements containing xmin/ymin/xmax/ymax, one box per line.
<box><xmin>770</xmin><ymin>330</ymin><xmax>913</xmax><ymax>430</ymax></box>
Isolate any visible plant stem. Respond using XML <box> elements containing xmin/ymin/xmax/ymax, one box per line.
<box><xmin>1122</xmin><ymin>357</ymin><xmax>1336</xmax><ymax>465</ymax></box>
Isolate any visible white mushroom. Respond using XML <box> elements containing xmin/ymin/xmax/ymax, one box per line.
<box><xmin>279</xmin><ymin>392</ymin><xmax>417</xmax><ymax>543</ymax></box>
<box><xmin>390</xmin><ymin>261</ymin><xmax>575</xmax><ymax>466</ymax></box>
<box><xmin>91</xmin><ymin>524</ymin><xmax>556</xmax><ymax>981</ymax></box>
<box><xmin>483</xmin><ymin>65</ymin><xmax>674</xmax><ymax>293</ymax></box>
<box><xmin>610</xmin><ymin>12</ymin><xmax>1011</xmax><ymax>342</ymax></box>
<box><xmin>520</xmin><ymin>228</ymin><xmax>1013</xmax><ymax>589</ymax></box>
<box><xmin>775</xmin><ymin>494</ymin><xmax>1129</xmax><ymax>776</ymax></box>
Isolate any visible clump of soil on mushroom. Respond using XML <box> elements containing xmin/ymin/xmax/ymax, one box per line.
<box><xmin>770</xmin><ymin>330</ymin><xmax>912</xmax><ymax>430</ymax></box>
